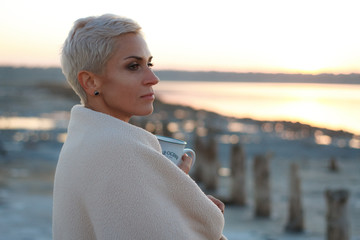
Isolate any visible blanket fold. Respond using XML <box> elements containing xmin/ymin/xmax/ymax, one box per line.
<box><xmin>53</xmin><ymin>105</ymin><xmax>226</xmax><ymax>240</ymax></box>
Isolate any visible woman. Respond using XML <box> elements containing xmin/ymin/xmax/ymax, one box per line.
<box><xmin>53</xmin><ymin>14</ymin><xmax>227</xmax><ymax>240</ymax></box>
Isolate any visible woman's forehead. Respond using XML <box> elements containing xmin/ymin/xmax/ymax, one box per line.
<box><xmin>114</xmin><ymin>33</ymin><xmax>150</xmax><ymax>57</ymax></box>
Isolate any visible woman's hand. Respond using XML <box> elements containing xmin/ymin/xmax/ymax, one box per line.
<box><xmin>207</xmin><ymin>195</ymin><xmax>225</xmax><ymax>214</ymax></box>
<box><xmin>177</xmin><ymin>153</ymin><xmax>193</xmax><ymax>174</ymax></box>
<box><xmin>177</xmin><ymin>155</ymin><xmax>225</xmax><ymax>215</ymax></box>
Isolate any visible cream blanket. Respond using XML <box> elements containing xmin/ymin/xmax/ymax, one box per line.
<box><xmin>53</xmin><ymin>105</ymin><xmax>226</xmax><ymax>240</ymax></box>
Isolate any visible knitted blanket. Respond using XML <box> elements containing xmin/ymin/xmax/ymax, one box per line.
<box><xmin>53</xmin><ymin>105</ymin><xmax>226</xmax><ymax>240</ymax></box>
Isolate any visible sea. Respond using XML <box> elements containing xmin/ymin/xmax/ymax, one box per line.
<box><xmin>154</xmin><ymin>81</ymin><xmax>360</xmax><ymax>136</ymax></box>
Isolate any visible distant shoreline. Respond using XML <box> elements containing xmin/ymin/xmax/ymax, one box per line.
<box><xmin>155</xmin><ymin>70</ymin><xmax>360</xmax><ymax>84</ymax></box>
<box><xmin>1</xmin><ymin>66</ymin><xmax>359</xmax><ymax>85</ymax></box>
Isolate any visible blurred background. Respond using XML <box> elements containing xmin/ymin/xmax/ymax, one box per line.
<box><xmin>0</xmin><ymin>0</ymin><xmax>359</xmax><ymax>239</ymax></box>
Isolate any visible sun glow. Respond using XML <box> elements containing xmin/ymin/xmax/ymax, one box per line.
<box><xmin>155</xmin><ymin>81</ymin><xmax>360</xmax><ymax>135</ymax></box>
<box><xmin>277</xmin><ymin>99</ymin><xmax>333</xmax><ymax>126</ymax></box>
<box><xmin>273</xmin><ymin>54</ymin><xmax>335</xmax><ymax>74</ymax></box>
<box><xmin>0</xmin><ymin>0</ymin><xmax>359</xmax><ymax>74</ymax></box>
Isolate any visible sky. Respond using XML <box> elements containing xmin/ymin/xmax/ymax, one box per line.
<box><xmin>0</xmin><ymin>0</ymin><xmax>359</xmax><ymax>74</ymax></box>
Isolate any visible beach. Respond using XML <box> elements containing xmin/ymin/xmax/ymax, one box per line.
<box><xmin>1</xmin><ymin>72</ymin><xmax>359</xmax><ymax>240</ymax></box>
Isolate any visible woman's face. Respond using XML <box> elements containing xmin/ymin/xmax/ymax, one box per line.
<box><xmin>95</xmin><ymin>33</ymin><xmax>159</xmax><ymax>122</ymax></box>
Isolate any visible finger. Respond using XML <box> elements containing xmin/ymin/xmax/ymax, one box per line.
<box><xmin>177</xmin><ymin>154</ymin><xmax>192</xmax><ymax>174</ymax></box>
<box><xmin>207</xmin><ymin>195</ymin><xmax>225</xmax><ymax>214</ymax></box>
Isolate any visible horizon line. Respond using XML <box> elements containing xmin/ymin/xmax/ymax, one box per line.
<box><xmin>0</xmin><ymin>64</ymin><xmax>359</xmax><ymax>76</ymax></box>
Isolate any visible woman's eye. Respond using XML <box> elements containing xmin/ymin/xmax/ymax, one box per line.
<box><xmin>147</xmin><ymin>62</ymin><xmax>154</xmax><ymax>68</ymax></box>
<box><xmin>128</xmin><ymin>63</ymin><xmax>140</xmax><ymax>71</ymax></box>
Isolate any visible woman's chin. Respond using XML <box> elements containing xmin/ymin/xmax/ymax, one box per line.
<box><xmin>137</xmin><ymin>106</ymin><xmax>154</xmax><ymax>117</ymax></box>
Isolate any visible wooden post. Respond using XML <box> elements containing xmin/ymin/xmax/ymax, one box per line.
<box><xmin>0</xmin><ymin>139</ymin><xmax>7</xmax><ymax>157</ymax></box>
<box><xmin>325</xmin><ymin>189</ymin><xmax>350</xmax><ymax>240</ymax></box>
<box><xmin>203</xmin><ymin>134</ymin><xmax>219</xmax><ymax>191</ymax></box>
<box><xmin>191</xmin><ymin>134</ymin><xmax>206</xmax><ymax>183</ymax></box>
<box><xmin>230</xmin><ymin>143</ymin><xmax>246</xmax><ymax>205</ymax></box>
<box><xmin>253</xmin><ymin>154</ymin><xmax>271</xmax><ymax>217</ymax></box>
<box><xmin>162</xmin><ymin>120</ymin><xmax>173</xmax><ymax>137</ymax></box>
<box><xmin>285</xmin><ymin>163</ymin><xmax>304</xmax><ymax>232</ymax></box>
<box><xmin>328</xmin><ymin>157</ymin><xmax>340</xmax><ymax>172</ymax></box>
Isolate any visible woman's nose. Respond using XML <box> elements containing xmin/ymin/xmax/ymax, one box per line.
<box><xmin>144</xmin><ymin>68</ymin><xmax>160</xmax><ymax>85</ymax></box>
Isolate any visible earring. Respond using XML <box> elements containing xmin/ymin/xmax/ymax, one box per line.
<box><xmin>94</xmin><ymin>91</ymin><xmax>99</xmax><ymax>96</ymax></box>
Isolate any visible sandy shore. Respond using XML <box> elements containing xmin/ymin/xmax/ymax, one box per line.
<box><xmin>1</xmin><ymin>152</ymin><xmax>359</xmax><ymax>240</ymax></box>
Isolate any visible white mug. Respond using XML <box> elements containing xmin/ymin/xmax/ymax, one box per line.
<box><xmin>156</xmin><ymin>135</ymin><xmax>196</xmax><ymax>167</ymax></box>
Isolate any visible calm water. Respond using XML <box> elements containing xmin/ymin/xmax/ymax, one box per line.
<box><xmin>154</xmin><ymin>81</ymin><xmax>360</xmax><ymax>135</ymax></box>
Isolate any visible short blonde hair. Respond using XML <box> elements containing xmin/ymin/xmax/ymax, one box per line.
<box><xmin>61</xmin><ymin>14</ymin><xmax>142</xmax><ymax>104</ymax></box>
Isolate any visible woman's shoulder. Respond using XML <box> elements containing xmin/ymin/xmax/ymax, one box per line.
<box><xmin>68</xmin><ymin>105</ymin><xmax>159</xmax><ymax>146</ymax></box>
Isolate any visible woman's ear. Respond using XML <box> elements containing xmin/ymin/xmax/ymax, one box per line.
<box><xmin>78</xmin><ymin>71</ymin><xmax>98</xmax><ymax>95</ymax></box>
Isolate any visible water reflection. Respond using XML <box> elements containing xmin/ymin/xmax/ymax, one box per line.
<box><xmin>0</xmin><ymin>117</ymin><xmax>55</xmax><ymax>130</ymax></box>
<box><xmin>349</xmin><ymin>137</ymin><xmax>360</xmax><ymax>149</ymax></box>
<box><xmin>0</xmin><ymin>111</ymin><xmax>70</xmax><ymax>131</ymax></box>
<box><xmin>314</xmin><ymin>130</ymin><xmax>332</xmax><ymax>145</ymax></box>
<box><xmin>0</xmin><ymin>114</ymin><xmax>70</xmax><ymax>153</ymax></box>
<box><xmin>1</xmin><ymin>102</ymin><xmax>359</xmax><ymax>151</ymax></box>
<box><xmin>154</xmin><ymin>81</ymin><xmax>360</xmax><ymax>135</ymax></box>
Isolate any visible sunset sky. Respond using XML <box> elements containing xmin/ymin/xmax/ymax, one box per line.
<box><xmin>1</xmin><ymin>0</ymin><xmax>359</xmax><ymax>74</ymax></box>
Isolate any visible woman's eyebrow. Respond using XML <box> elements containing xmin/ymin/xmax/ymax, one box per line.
<box><xmin>124</xmin><ymin>56</ymin><xmax>153</xmax><ymax>61</ymax></box>
<box><xmin>124</xmin><ymin>56</ymin><xmax>142</xmax><ymax>60</ymax></box>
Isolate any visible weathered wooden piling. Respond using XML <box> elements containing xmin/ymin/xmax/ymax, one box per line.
<box><xmin>162</xmin><ymin>120</ymin><xmax>173</xmax><ymax>137</ymax></box>
<box><xmin>325</xmin><ymin>189</ymin><xmax>350</xmax><ymax>240</ymax></box>
<box><xmin>191</xmin><ymin>134</ymin><xmax>206</xmax><ymax>183</ymax></box>
<box><xmin>285</xmin><ymin>163</ymin><xmax>304</xmax><ymax>232</ymax></box>
<box><xmin>253</xmin><ymin>154</ymin><xmax>271</xmax><ymax>218</ymax></box>
<box><xmin>202</xmin><ymin>135</ymin><xmax>219</xmax><ymax>191</ymax></box>
<box><xmin>328</xmin><ymin>157</ymin><xmax>340</xmax><ymax>172</ymax></box>
<box><xmin>0</xmin><ymin>139</ymin><xmax>7</xmax><ymax>157</ymax></box>
<box><xmin>230</xmin><ymin>143</ymin><xmax>246</xmax><ymax>205</ymax></box>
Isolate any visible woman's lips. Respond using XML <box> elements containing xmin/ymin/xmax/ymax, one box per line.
<box><xmin>140</xmin><ymin>93</ymin><xmax>155</xmax><ymax>100</ymax></box>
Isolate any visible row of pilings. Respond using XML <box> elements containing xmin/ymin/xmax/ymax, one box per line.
<box><xmin>192</xmin><ymin>133</ymin><xmax>351</xmax><ymax>240</ymax></box>
<box><xmin>130</xmin><ymin>116</ymin><xmax>351</xmax><ymax>240</ymax></box>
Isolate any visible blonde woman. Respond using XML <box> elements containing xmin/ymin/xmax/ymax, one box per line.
<box><xmin>53</xmin><ymin>14</ymin><xmax>226</xmax><ymax>240</ymax></box>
